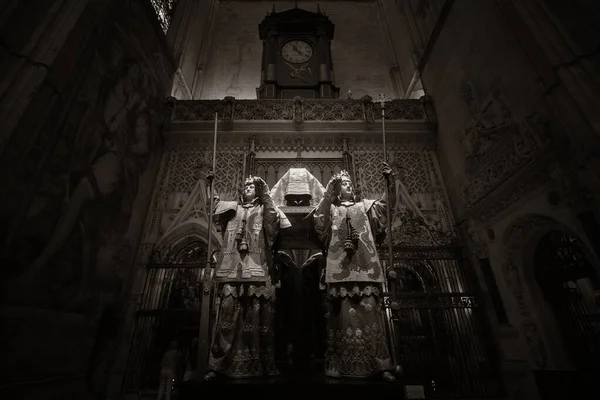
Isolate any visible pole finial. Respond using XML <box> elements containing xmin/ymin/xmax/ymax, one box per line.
<box><xmin>377</xmin><ymin>93</ymin><xmax>387</xmax><ymax>107</ymax></box>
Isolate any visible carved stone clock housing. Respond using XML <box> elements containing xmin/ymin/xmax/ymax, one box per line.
<box><xmin>257</xmin><ymin>6</ymin><xmax>340</xmax><ymax>99</ymax></box>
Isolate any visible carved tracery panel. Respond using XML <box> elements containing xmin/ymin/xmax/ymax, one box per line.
<box><xmin>351</xmin><ymin>147</ymin><xmax>455</xmax><ymax>245</ymax></box>
<box><xmin>142</xmin><ymin>144</ymin><xmax>245</xmax><ymax>243</ymax></box>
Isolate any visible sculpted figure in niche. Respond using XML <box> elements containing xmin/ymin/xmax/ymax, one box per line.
<box><xmin>312</xmin><ymin>162</ymin><xmax>399</xmax><ymax>381</ymax></box>
<box><xmin>204</xmin><ymin>173</ymin><xmax>290</xmax><ymax>379</ymax></box>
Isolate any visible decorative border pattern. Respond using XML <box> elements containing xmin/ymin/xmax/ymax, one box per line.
<box><xmin>170</xmin><ymin>96</ymin><xmax>433</xmax><ymax>123</ymax></box>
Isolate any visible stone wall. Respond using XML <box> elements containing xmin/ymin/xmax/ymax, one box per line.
<box><xmin>0</xmin><ymin>0</ymin><xmax>175</xmax><ymax>397</ymax></box>
<box><xmin>419</xmin><ymin>0</ymin><xmax>600</xmax><ymax>381</ymax></box>
<box><xmin>422</xmin><ymin>0</ymin><xmax>547</xmax><ymax>216</ymax></box>
<box><xmin>197</xmin><ymin>0</ymin><xmax>395</xmax><ymax>99</ymax></box>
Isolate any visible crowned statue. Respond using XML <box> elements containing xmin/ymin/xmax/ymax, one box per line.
<box><xmin>204</xmin><ymin>173</ymin><xmax>290</xmax><ymax>379</ymax></box>
<box><xmin>312</xmin><ymin>162</ymin><xmax>399</xmax><ymax>381</ymax></box>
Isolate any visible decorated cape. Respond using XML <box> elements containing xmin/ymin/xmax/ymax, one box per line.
<box><xmin>313</xmin><ymin>199</ymin><xmax>387</xmax><ymax>284</ymax></box>
<box><xmin>213</xmin><ymin>196</ymin><xmax>289</xmax><ymax>283</ymax></box>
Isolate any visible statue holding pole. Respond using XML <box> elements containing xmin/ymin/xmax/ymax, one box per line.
<box><xmin>308</xmin><ymin>93</ymin><xmax>402</xmax><ymax>382</ymax></box>
<box><xmin>311</xmin><ymin>163</ymin><xmax>399</xmax><ymax>381</ymax></box>
<box><xmin>203</xmin><ymin>149</ymin><xmax>291</xmax><ymax>379</ymax></box>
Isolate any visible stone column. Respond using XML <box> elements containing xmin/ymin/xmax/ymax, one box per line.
<box><xmin>258</xmin><ymin>28</ymin><xmax>278</xmax><ymax>99</ymax></box>
<box><xmin>510</xmin><ymin>0</ymin><xmax>600</xmax><ymax>141</ymax></box>
<box><xmin>265</xmin><ymin>29</ymin><xmax>278</xmax><ymax>82</ymax></box>
<box><xmin>316</xmin><ymin>27</ymin><xmax>334</xmax><ymax>98</ymax></box>
<box><xmin>498</xmin><ymin>1</ymin><xmax>600</xmax><ymax>259</ymax></box>
<box><xmin>389</xmin><ymin>65</ymin><xmax>405</xmax><ymax>99</ymax></box>
<box><xmin>166</xmin><ymin>0</ymin><xmax>198</xmax><ymax>99</ymax></box>
<box><xmin>316</xmin><ymin>28</ymin><xmax>330</xmax><ymax>82</ymax></box>
<box><xmin>189</xmin><ymin>0</ymin><xmax>220</xmax><ymax>99</ymax></box>
<box><xmin>0</xmin><ymin>0</ymin><xmax>91</xmax><ymax>152</ymax></box>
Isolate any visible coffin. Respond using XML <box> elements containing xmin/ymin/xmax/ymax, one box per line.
<box><xmin>269</xmin><ymin>168</ymin><xmax>325</xmax><ymax>250</ymax></box>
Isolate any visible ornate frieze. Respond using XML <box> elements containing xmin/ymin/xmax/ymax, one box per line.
<box><xmin>254</xmin><ymin>135</ymin><xmax>344</xmax><ymax>152</ymax></box>
<box><xmin>171</xmin><ymin>97</ymin><xmax>428</xmax><ymax>123</ymax></box>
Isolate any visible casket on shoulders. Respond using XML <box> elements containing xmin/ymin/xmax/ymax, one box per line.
<box><xmin>269</xmin><ymin>168</ymin><xmax>325</xmax><ymax>249</ymax></box>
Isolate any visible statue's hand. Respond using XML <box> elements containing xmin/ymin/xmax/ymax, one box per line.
<box><xmin>256</xmin><ymin>177</ymin><xmax>270</xmax><ymax>194</ymax></box>
<box><xmin>206</xmin><ymin>168</ymin><xmax>215</xmax><ymax>182</ymax></box>
<box><xmin>326</xmin><ymin>176</ymin><xmax>340</xmax><ymax>196</ymax></box>
<box><xmin>382</xmin><ymin>162</ymin><xmax>393</xmax><ymax>179</ymax></box>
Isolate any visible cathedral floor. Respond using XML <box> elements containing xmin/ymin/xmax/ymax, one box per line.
<box><xmin>177</xmin><ymin>373</ymin><xmax>407</xmax><ymax>399</ymax></box>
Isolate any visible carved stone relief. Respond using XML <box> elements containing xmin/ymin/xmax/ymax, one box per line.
<box><xmin>459</xmin><ymin>85</ymin><xmax>515</xmax><ymax>166</ymax></box>
<box><xmin>521</xmin><ymin>319</ymin><xmax>548</xmax><ymax>369</ymax></box>
<box><xmin>458</xmin><ymin>79</ymin><xmax>553</xmax><ymax>218</ymax></box>
<box><xmin>501</xmin><ymin>214</ymin><xmax>564</xmax><ymax>369</ymax></box>
<box><xmin>464</xmin><ymin>218</ymin><xmax>489</xmax><ymax>259</ymax></box>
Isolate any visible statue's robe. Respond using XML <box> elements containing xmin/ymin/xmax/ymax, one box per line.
<box><xmin>208</xmin><ymin>194</ymin><xmax>290</xmax><ymax>378</ymax></box>
<box><xmin>313</xmin><ymin>196</ymin><xmax>393</xmax><ymax>378</ymax></box>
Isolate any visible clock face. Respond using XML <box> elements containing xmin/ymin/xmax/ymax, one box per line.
<box><xmin>281</xmin><ymin>40</ymin><xmax>313</xmax><ymax>64</ymax></box>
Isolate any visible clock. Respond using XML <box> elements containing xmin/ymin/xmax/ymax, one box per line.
<box><xmin>281</xmin><ymin>40</ymin><xmax>313</xmax><ymax>64</ymax></box>
<box><xmin>257</xmin><ymin>6</ymin><xmax>339</xmax><ymax>99</ymax></box>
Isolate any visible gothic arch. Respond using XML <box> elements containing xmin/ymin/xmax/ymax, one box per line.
<box><xmin>393</xmin><ymin>262</ymin><xmax>427</xmax><ymax>293</ymax></box>
<box><xmin>501</xmin><ymin>213</ymin><xmax>599</xmax><ymax>369</ymax></box>
<box><xmin>155</xmin><ymin>220</ymin><xmax>222</xmax><ymax>256</ymax></box>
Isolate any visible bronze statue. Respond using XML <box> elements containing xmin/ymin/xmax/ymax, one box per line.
<box><xmin>312</xmin><ymin>162</ymin><xmax>398</xmax><ymax>381</ymax></box>
<box><xmin>204</xmin><ymin>173</ymin><xmax>290</xmax><ymax>379</ymax></box>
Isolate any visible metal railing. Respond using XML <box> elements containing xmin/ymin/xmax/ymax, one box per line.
<box><xmin>382</xmin><ymin>247</ymin><xmax>504</xmax><ymax>398</ymax></box>
<box><xmin>123</xmin><ymin>246</ymin><xmax>504</xmax><ymax>398</ymax></box>
<box><xmin>122</xmin><ymin>263</ymin><xmax>205</xmax><ymax>392</ymax></box>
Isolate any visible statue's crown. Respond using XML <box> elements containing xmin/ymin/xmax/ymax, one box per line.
<box><xmin>333</xmin><ymin>170</ymin><xmax>352</xmax><ymax>181</ymax></box>
<box><xmin>244</xmin><ymin>175</ymin><xmax>258</xmax><ymax>185</ymax></box>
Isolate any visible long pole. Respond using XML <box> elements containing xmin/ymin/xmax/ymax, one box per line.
<box><xmin>198</xmin><ymin>112</ymin><xmax>218</xmax><ymax>375</ymax></box>
<box><xmin>207</xmin><ymin>112</ymin><xmax>218</xmax><ymax>264</ymax></box>
<box><xmin>378</xmin><ymin>94</ymin><xmax>394</xmax><ymax>287</ymax></box>
<box><xmin>378</xmin><ymin>94</ymin><xmax>398</xmax><ymax>368</ymax></box>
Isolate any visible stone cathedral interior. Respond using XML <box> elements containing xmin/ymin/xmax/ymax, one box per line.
<box><xmin>1</xmin><ymin>0</ymin><xmax>600</xmax><ymax>399</ymax></box>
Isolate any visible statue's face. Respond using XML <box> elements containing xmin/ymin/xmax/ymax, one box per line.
<box><xmin>243</xmin><ymin>183</ymin><xmax>256</xmax><ymax>202</ymax></box>
<box><xmin>340</xmin><ymin>178</ymin><xmax>353</xmax><ymax>200</ymax></box>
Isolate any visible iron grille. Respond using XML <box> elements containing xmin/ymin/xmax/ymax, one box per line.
<box><xmin>122</xmin><ymin>240</ymin><xmax>207</xmax><ymax>393</ymax></box>
<box><xmin>534</xmin><ymin>231</ymin><xmax>600</xmax><ymax>370</ymax></box>
<box><xmin>381</xmin><ymin>247</ymin><xmax>504</xmax><ymax>398</ymax></box>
